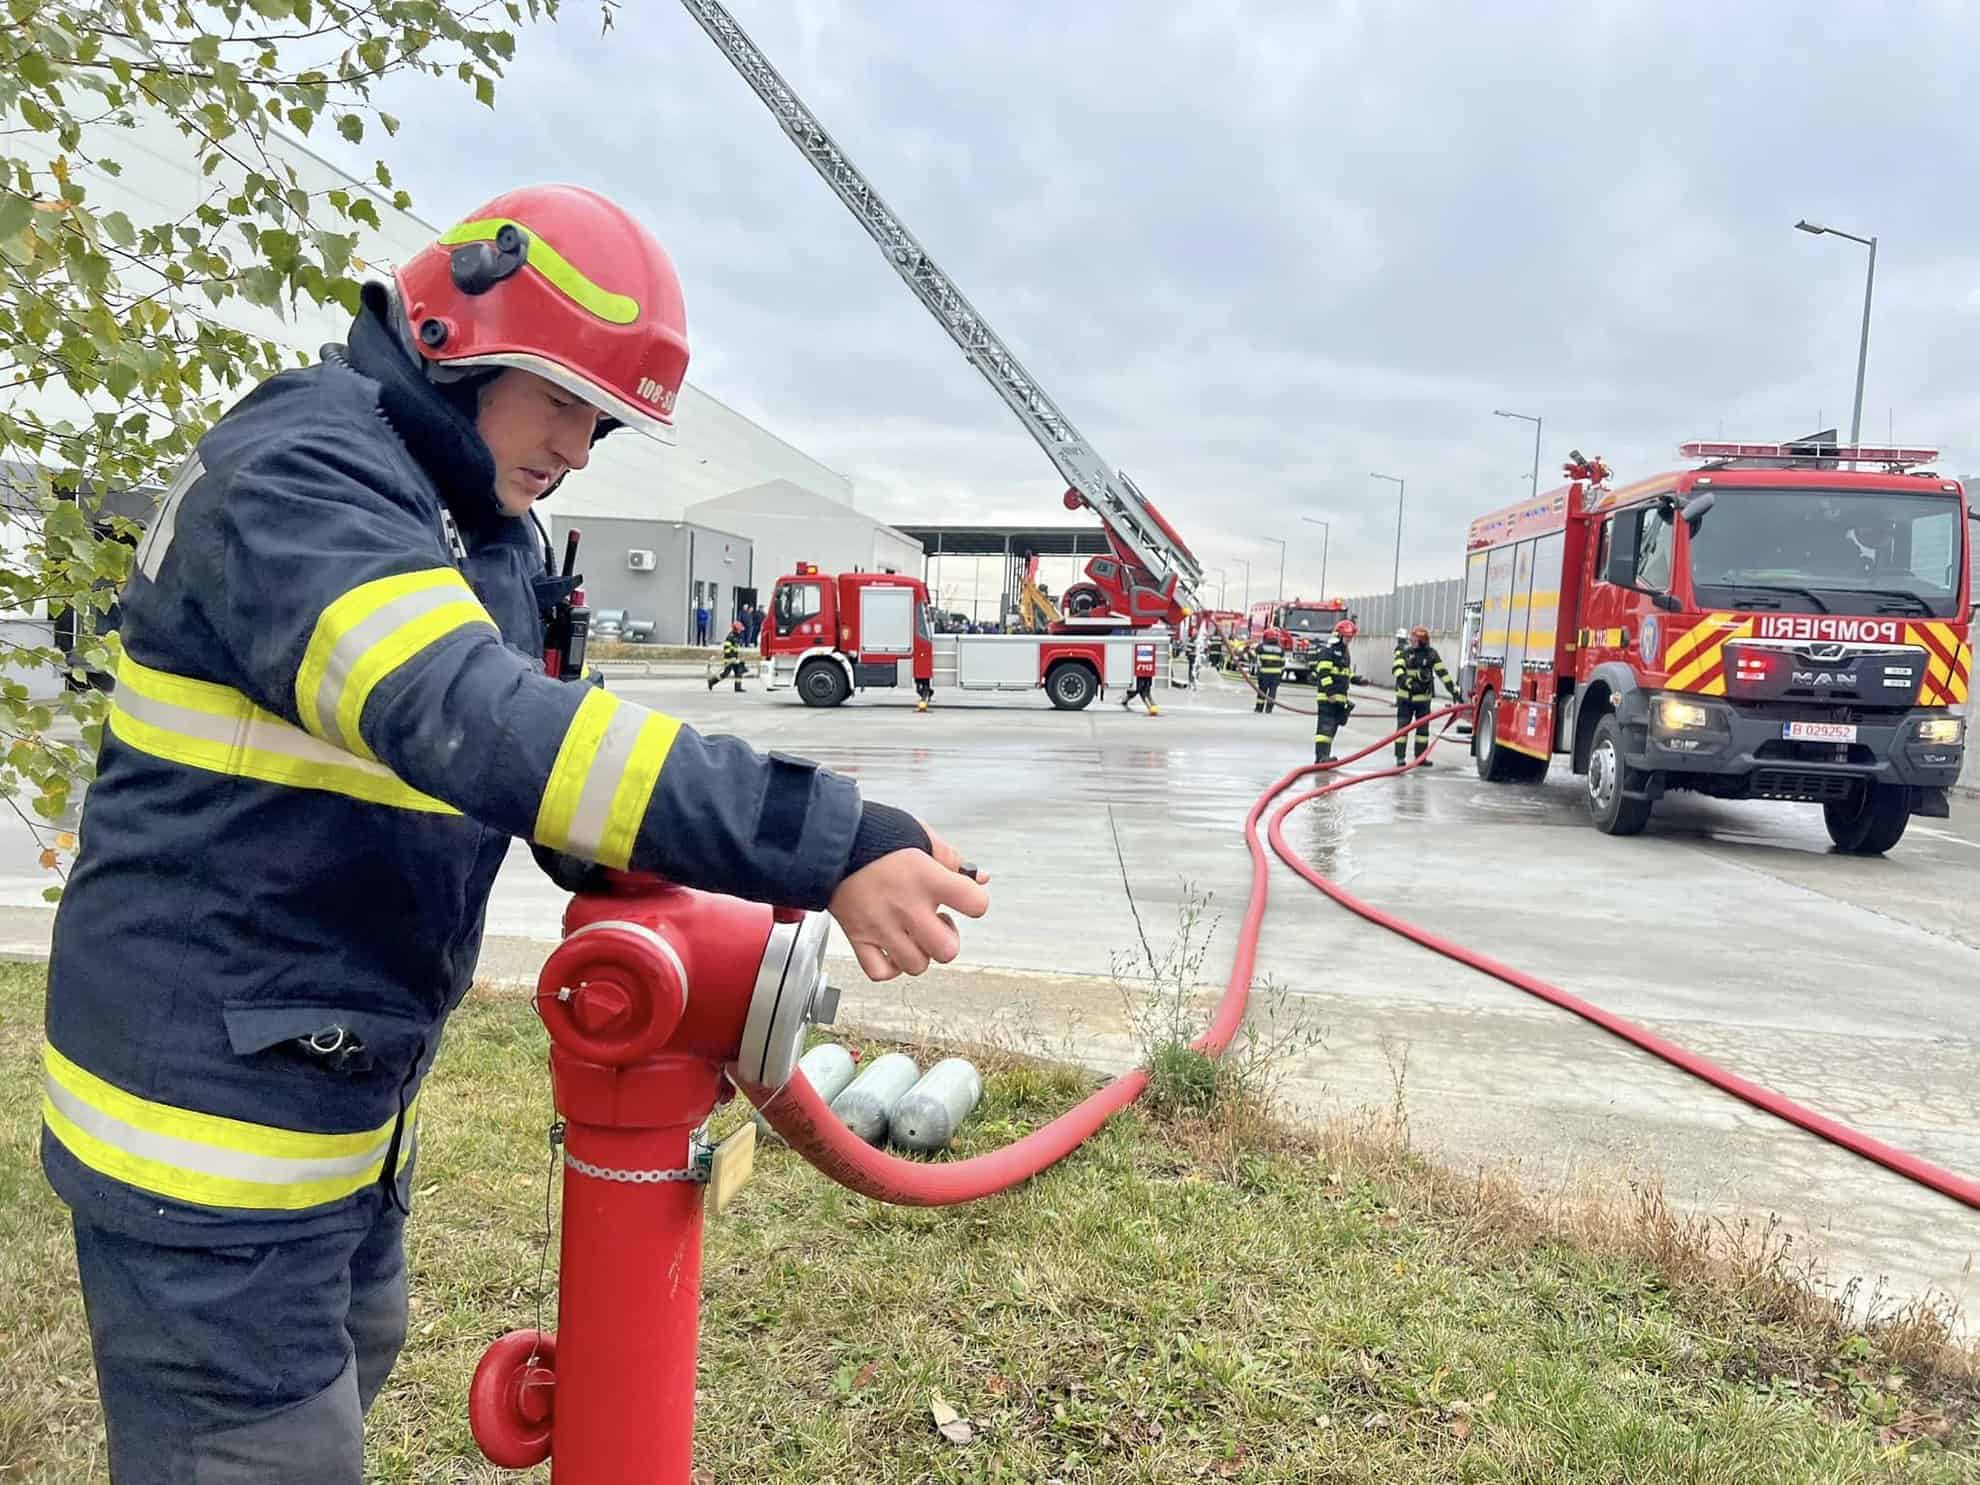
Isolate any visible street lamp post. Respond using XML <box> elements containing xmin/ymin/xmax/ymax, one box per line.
<box><xmin>1261</xmin><ymin>536</ymin><xmax>1287</xmax><ymax>607</ymax></box>
<box><xmin>1204</xmin><ymin>566</ymin><xmax>1228</xmax><ymax>609</ymax></box>
<box><xmin>1794</xmin><ymin>219</ymin><xmax>1878</xmax><ymax>449</ymax></box>
<box><xmin>1236</xmin><ymin>558</ymin><xmax>1251</xmax><ymax>613</ymax></box>
<box><xmin>1299</xmin><ymin>515</ymin><xmax>1331</xmax><ymax>597</ymax></box>
<box><xmin>1370</xmin><ymin>472</ymin><xmax>1405</xmax><ymax>593</ymax></box>
<box><xmin>1494</xmin><ymin>408</ymin><xmax>1543</xmax><ymax>494</ymax></box>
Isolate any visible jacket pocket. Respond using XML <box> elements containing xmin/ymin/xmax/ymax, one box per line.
<box><xmin>222</xmin><ymin>1001</ymin><xmax>429</xmax><ymax>1080</ymax></box>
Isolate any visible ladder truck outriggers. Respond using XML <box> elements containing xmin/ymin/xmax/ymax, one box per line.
<box><xmin>1460</xmin><ymin>440</ymin><xmax>1972</xmax><ymax>854</ymax></box>
<box><xmin>680</xmin><ymin>0</ymin><xmax>1204</xmax><ymax>710</ymax></box>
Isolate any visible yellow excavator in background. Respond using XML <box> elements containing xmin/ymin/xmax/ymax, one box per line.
<box><xmin>1016</xmin><ymin>551</ymin><xmax>1062</xmax><ymax>633</ymax></box>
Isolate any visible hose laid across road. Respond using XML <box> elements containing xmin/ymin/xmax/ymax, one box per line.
<box><xmin>745</xmin><ymin>702</ymin><xmax>1980</xmax><ymax>1212</ymax></box>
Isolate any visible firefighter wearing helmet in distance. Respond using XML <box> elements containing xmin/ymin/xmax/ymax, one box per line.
<box><xmin>41</xmin><ymin>184</ymin><xmax>992</xmax><ymax>1480</ymax></box>
<box><xmin>1252</xmin><ymin>626</ymin><xmax>1288</xmax><ymax>713</ymax></box>
<box><xmin>1394</xmin><ymin>624</ymin><xmax>1463</xmax><ymax>765</ymax></box>
<box><xmin>1311</xmin><ymin>618</ymin><xmax>1369</xmax><ymax>762</ymax></box>
<box><xmin>709</xmin><ymin>617</ymin><xmax>749</xmax><ymax>692</ymax></box>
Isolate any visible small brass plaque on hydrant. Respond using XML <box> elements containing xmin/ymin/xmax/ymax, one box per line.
<box><xmin>707</xmin><ymin>1123</ymin><xmax>756</xmax><ymax>1216</ymax></box>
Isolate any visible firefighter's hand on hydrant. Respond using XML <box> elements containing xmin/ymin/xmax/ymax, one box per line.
<box><xmin>829</xmin><ymin>828</ymin><xmax>990</xmax><ymax>983</ymax></box>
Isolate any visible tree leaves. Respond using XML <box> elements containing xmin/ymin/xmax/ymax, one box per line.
<box><xmin>0</xmin><ymin>1</ymin><xmax>552</xmax><ymax>874</ymax></box>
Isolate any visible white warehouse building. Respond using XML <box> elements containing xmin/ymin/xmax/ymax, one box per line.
<box><xmin>6</xmin><ymin>102</ymin><xmax>917</xmax><ymax>663</ymax></box>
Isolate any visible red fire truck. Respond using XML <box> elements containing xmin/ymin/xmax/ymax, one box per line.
<box><xmin>1461</xmin><ymin>440</ymin><xmax>1972</xmax><ymax>853</ymax></box>
<box><xmin>761</xmin><ymin>564</ymin><xmax>1160</xmax><ymax>710</ymax></box>
<box><xmin>1186</xmin><ymin>609</ymin><xmax>1246</xmax><ymax>664</ymax></box>
<box><xmin>1247</xmin><ymin>597</ymin><xmax>1350</xmax><ymax>682</ymax></box>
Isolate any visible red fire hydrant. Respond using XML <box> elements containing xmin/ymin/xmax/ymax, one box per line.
<box><xmin>468</xmin><ymin>873</ymin><xmax>837</xmax><ymax>1482</ymax></box>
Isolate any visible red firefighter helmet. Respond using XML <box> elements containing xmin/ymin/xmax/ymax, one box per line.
<box><xmin>1410</xmin><ymin>625</ymin><xmax>1430</xmax><ymax>645</ymax></box>
<box><xmin>396</xmin><ymin>184</ymin><xmax>690</xmax><ymax>444</ymax></box>
<box><xmin>1334</xmin><ymin>619</ymin><xmax>1358</xmax><ymax>639</ymax></box>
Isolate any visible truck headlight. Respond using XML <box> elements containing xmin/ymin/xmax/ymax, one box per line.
<box><xmin>1916</xmin><ymin>716</ymin><xmax>1965</xmax><ymax>746</ymax></box>
<box><xmin>1653</xmin><ymin>697</ymin><xmax>1713</xmax><ymax>732</ymax></box>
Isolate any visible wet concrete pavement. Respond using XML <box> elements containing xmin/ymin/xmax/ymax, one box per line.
<box><xmin>0</xmin><ymin>667</ymin><xmax>1973</xmax><ymax>1328</ymax></box>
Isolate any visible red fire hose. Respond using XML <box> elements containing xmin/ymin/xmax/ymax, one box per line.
<box><xmin>750</xmin><ymin>702</ymin><xmax>1980</xmax><ymax>1213</ymax></box>
<box><xmin>1261</xmin><ymin>735</ymin><xmax>1980</xmax><ymax>1211</ymax></box>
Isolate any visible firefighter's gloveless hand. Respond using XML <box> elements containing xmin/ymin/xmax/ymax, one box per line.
<box><xmin>828</xmin><ymin>823</ymin><xmax>990</xmax><ymax>982</ymax></box>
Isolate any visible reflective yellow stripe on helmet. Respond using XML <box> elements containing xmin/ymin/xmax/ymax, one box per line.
<box><xmin>295</xmin><ymin>568</ymin><xmax>497</xmax><ymax>758</ymax></box>
<box><xmin>438</xmin><ymin>217</ymin><xmax>642</xmax><ymax>326</ymax></box>
<box><xmin>42</xmin><ymin>1043</ymin><xmax>417</xmax><ymax>1211</ymax></box>
<box><xmin>535</xmin><ymin>688</ymin><xmax>681</xmax><ymax>869</ymax></box>
<box><xmin>110</xmin><ymin>654</ymin><xmax>457</xmax><ymax>816</ymax></box>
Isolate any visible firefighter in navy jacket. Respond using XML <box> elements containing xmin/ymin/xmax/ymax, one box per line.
<box><xmin>709</xmin><ymin>618</ymin><xmax>749</xmax><ymax>691</ymax></box>
<box><xmin>1252</xmin><ymin>629</ymin><xmax>1286</xmax><ymax>713</ymax></box>
<box><xmin>1311</xmin><ymin>619</ymin><xmax>1367</xmax><ymax>762</ymax></box>
<box><xmin>41</xmin><ymin>185</ymin><xmax>990</xmax><ymax>1481</ymax></box>
<box><xmin>1394</xmin><ymin>624</ymin><xmax>1462</xmax><ymax>764</ymax></box>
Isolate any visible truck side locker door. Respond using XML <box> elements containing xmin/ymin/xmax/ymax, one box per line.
<box><xmin>1581</xmin><ymin>512</ymin><xmax>1628</xmax><ymax>665</ymax></box>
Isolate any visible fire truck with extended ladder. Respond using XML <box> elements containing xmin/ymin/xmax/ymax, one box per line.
<box><xmin>1459</xmin><ymin>438</ymin><xmax>1973</xmax><ymax>854</ymax></box>
<box><xmin>679</xmin><ymin>0</ymin><xmax>1202</xmax><ymax>710</ymax></box>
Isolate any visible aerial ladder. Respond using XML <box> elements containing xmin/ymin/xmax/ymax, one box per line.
<box><xmin>678</xmin><ymin>0</ymin><xmax>1203</xmax><ymax>631</ymax></box>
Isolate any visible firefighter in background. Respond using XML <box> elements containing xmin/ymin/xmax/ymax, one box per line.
<box><xmin>708</xmin><ymin>618</ymin><xmax>748</xmax><ymax>692</ymax></box>
<box><xmin>1253</xmin><ymin>627</ymin><xmax>1287</xmax><ymax>713</ymax></box>
<box><xmin>1312</xmin><ymin>618</ymin><xmax>1367</xmax><ymax>762</ymax></box>
<box><xmin>1394</xmin><ymin>624</ymin><xmax>1462</xmax><ymax>765</ymax></box>
<box><xmin>1121</xmin><ymin>640</ymin><xmax>1161</xmax><ymax>714</ymax></box>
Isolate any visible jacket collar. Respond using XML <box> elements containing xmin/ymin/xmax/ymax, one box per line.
<box><xmin>334</xmin><ymin>282</ymin><xmax>502</xmax><ymax>527</ymax></box>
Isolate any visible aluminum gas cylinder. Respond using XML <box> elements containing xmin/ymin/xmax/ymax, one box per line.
<box><xmin>755</xmin><ymin>1043</ymin><xmax>857</xmax><ymax>1141</ymax></box>
<box><xmin>888</xmin><ymin>1058</ymin><xmax>983</xmax><ymax>1153</ymax></box>
<box><xmin>829</xmin><ymin>1052</ymin><xmax>919</xmax><ymax>1145</ymax></box>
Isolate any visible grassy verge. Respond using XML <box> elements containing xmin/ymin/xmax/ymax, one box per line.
<box><xmin>586</xmin><ymin>641</ymin><xmax>716</xmax><ymax>662</ymax></box>
<box><xmin>2</xmin><ymin>963</ymin><xmax>1974</xmax><ymax>1482</ymax></box>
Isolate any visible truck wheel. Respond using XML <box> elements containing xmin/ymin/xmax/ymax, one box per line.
<box><xmin>1585</xmin><ymin>713</ymin><xmax>1651</xmax><ymax>836</ymax></box>
<box><xmin>1823</xmin><ymin>782</ymin><xmax>1910</xmax><ymax>855</ymax></box>
<box><xmin>1045</xmin><ymin>662</ymin><xmax>1098</xmax><ymax>711</ymax></box>
<box><xmin>796</xmin><ymin>659</ymin><xmax>850</xmax><ymax>709</ymax></box>
<box><xmin>1473</xmin><ymin>692</ymin><xmax>1517</xmax><ymax>783</ymax></box>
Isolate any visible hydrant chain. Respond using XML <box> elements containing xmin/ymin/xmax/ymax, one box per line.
<box><xmin>562</xmin><ymin>1150</ymin><xmax>709</xmax><ymax>1185</ymax></box>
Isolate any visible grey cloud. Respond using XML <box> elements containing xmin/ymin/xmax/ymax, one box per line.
<box><xmin>326</xmin><ymin>0</ymin><xmax>1980</xmax><ymax>594</ymax></box>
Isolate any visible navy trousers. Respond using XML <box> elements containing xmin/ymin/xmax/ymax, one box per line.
<box><xmin>73</xmin><ymin>1191</ymin><xmax>407</xmax><ymax>1483</ymax></box>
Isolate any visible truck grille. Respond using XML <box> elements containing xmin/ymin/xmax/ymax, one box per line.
<box><xmin>1754</xmin><ymin>739</ymin><xmax>1876</xmax><ymax>766</ymax></box>
<box><xmin>1749</xmin><ymin>769</ymin><xmax>1857</xmax><ymax>803</ymax></box>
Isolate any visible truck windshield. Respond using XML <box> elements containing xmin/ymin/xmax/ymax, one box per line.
<box><xmin>1687</xmin><ymin>488</ymin><xmax>1965</xmax><ymax>618</ymax></box>
<box><xmin>1280</xmin><ymin>607</ymin><xmax>1340</xmax><ymax>634</ymax></box>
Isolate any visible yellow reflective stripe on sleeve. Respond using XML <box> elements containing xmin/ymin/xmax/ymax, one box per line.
<box><xmin>42</xmin><ymin>1042</ymin><xmax>417</xmax><ymax>1211</ymax></box>
<box><xmin>332</xmin><ymin>599</ymin><xmax>491</xmax><ymax>761</ymax></box>
<box><xmin>535</xmin><ymin>690</ymin><xmax>683</xmax><ymax>869</ymax></box>
<box><xmin>296</xmin><ymin>568</ymin><xmax>497</xmax><ymax>757</ymax></box>
<box><xmin>598</xmin><ymin>712</ymin><xmax>679</xmax><ymax>868</ymax></box>
<box><xmin>536</xmin><ymin>687</ymin><xmax>616</xmax><ymax>850</ymax></box>
<box><xmin>437</xmin><ymin>217</ymin><xmax>641</xmax><ymax>326</ymax></box>
<box><xmin>111</xmin><ymin>654</ymin><xmax>458</xmax><ymax>816</ymax></box>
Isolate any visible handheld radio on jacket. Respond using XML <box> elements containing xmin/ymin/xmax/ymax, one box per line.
<box><xmin>538</xmin><ymin>527</ymin><xmax>591</xmax><ymax>681</ymax></box>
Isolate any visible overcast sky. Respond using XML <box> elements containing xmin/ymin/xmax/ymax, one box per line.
<box><xmin>318</xmin><ymin>1</ymin><xmax>1980</xmax><ymax>602</ymax></box>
